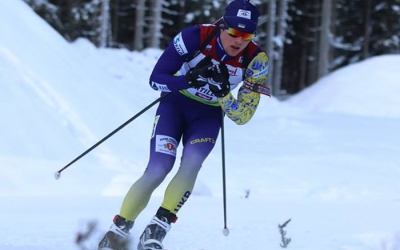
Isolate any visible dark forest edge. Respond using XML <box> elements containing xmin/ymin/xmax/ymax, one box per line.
<box><xmin>24</xmin><ymin>0</ymin><xmax>400</xmax><ymax>97</ymax></box>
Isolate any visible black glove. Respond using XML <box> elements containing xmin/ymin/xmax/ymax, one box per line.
<box><xmin>186</xmin><ymin>56</ymin><xmax>213</xmax><ymax>88</ymax></box>
<box><xmin>208</xmin><ymin>63</ymin><xmax>230</xmax><ymax>97</ymax></box>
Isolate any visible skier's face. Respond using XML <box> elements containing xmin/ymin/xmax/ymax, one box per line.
<box><xmin>220</xmin><ymin>28</ymin><xmax>252</xmax><ymax>57</ymax></box>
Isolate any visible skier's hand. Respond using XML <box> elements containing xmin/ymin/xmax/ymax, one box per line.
<box><xmin>208</xmin><ymin>63</ymin><xmax>230</xmax><ymax>98</ymax></box>
<box><xmin>186</xmin><ymin>56</ymin><xmax>213</xmax><ymax>88</ymax></box>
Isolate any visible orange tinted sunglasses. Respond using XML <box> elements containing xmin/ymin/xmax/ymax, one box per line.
<box><xmin>226</xmin><ymin>27</ymin><xmax>256</xmax><ymax>41</ymax></box>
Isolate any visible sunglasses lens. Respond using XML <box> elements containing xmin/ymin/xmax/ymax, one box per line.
<box><xmin>227</xmin><ymin>27</ymin><xmax>255</xmax><ymax>41</ymax></box>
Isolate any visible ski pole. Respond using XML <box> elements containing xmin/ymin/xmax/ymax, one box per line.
<box><xmin>220</xmin><ymin>111</ymin><xmax>230</xmax><ymax>236</ymax></box>
<box><xmin>54</xmin><ymin>93</ymin><xmax>170</xmax><ymax>180</ymax></box>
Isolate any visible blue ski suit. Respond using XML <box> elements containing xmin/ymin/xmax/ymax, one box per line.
<box><xmin>119</xmin><ymin>24</ymin><xmax>269</xmax><ymax>221</ymax></box>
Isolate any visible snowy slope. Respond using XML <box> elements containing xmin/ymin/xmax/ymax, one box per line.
<box><xmin>1</xmin><ymin>1</ymin><xmax>400</xmax><ymax>250</ymax></box>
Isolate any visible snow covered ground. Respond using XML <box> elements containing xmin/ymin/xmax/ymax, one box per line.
<box><xmin>1</xmin><ymin>1</ymin><xmax>400</xmax><ymax>250</ymax></box>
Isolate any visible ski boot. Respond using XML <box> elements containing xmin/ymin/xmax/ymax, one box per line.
<box><xmin>98</xmin><ymin>215</ymin><xmax>134</xmax><ymax>250</ymax></box>
<box><xmin>137</xmin><ymin>208</ymin><xmax>176</xmax><ymax>250</ymax></box>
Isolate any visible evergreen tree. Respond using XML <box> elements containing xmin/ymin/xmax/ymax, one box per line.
<box><xmin>331</xmin><ymin>0</ymin><xmax>364</xmax><ymax>70</ymax></box>
<box><xmin>370</xmin><ymin>0</ymin><xmax>400</xmax><ymax>55</ymax></box>
<box><xmin>282</xmin><ymin>0</ymin><xmax>322</xmax><ymax>93</ymax></box>
<box><xmin>23</xmin><ymin>0</ymin><xmax>65</xmax><ymax>39</ymax></box>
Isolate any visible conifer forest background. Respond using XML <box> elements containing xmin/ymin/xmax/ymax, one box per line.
<box><xmin>24</xmin><ymin>0</ymin><xmax>400</xmax><ymax>97</ymax></box>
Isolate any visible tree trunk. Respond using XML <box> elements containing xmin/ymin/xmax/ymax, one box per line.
<box><xmin>266</xmin><ymin>0</ymin><xmax>276</xmax><ymax>90</ymax></box>
<box><xmin>272</xmin><ymin>0</ymin><xmax>288</xmax><ymax>97</ymax></box>
<box><xmin>98</xmin><ymin>0</ymin><xmax>110</xmax><ymax>48</ymax></box>
<box><xmin>149</xmin><ymin>0</ymin><xmax>163</xmax><ymax>48</ymax></box>
<box><xmin>317</xmin><ymin>0</ymin><xmax>332</xmax><ymax>78</ymax></box>
<box><xmin>307</xmin><ymin>0</ymin><xmax>321</xmax><ymax>86</ymax></box>
<box><xmin>362</xmin><ymin>0</ymin><xmax>372</xmax><ymax>59</ymax></box>
<box><xmin>133</xmin><ymin>0</ymin><xmax>145</xmax><ymax>50</ymax></box>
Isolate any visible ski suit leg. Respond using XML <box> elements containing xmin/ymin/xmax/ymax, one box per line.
<box><xmin>119</xmin><ymin>95</ymin><xmax>185</xmax><ymax>221</ymax></box>
<box><xmin>160</xmin><ymin>100</ymin><xmax>222</xmax><ymax>215</ymax></box>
